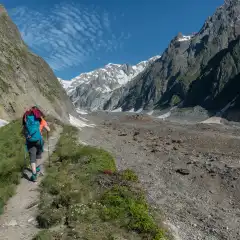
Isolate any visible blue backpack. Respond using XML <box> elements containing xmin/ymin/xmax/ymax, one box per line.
<box><xmin>25</xmin><ymin>115</ymin><xmax>42</xmax><ymax>142</ymax></box>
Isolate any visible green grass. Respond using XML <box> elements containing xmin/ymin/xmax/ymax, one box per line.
<box><xmin>121</xmin><ymin>169</ymin><xmax>138</xmax><ymax>182</ymax></box>
<box><xmin>34</xmin><ymin>126</ymin><xmax>169</xmax><ymax>240</ymax></box>
<box><xmin>0</xmin><ymin>120</ymin><xmax>25</xmax><ymax>214</ymax></box>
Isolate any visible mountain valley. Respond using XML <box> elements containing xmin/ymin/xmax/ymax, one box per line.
<box><xmin>1</xmin><ymin>1</ymin><xmax>240</xmax><ymax>240</ymax></box>
<box><xmin>61</xmin><ymin>0</ymin><xmax>240</xmax><ymax>123</ymax></box>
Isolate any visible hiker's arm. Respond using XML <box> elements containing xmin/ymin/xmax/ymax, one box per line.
<box><xmin>40</xmin><ymin>117</ymin><xmax>50</xmax><ymax>132</ymax></box>
<box><xmin>44</xmin><ymin>125</ymin><xmax>50</xmax><ymax>132</ymax></box>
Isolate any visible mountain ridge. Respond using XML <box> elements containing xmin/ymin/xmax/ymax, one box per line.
<box><xmin>59</xmin><ymin>55</ymin><xmax>161</xmax><ymax>111</ymax></box>
<box><xmin>0</xmin><ymin>5</ymin><xmax>76</xmax><ymax>122</ymax></box>
<box><xmin>103</xmin><ymin>0</ymin><xmax>240</xmax><ymax>117</ymax></box>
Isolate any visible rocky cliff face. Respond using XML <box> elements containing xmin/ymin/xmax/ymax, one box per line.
<box><xmin>106</xmin><ymin>0</ymin><xmax>240</xmax><ymax>114</ymax></box>
<box><xmin>0</xmin><ymin>6</ymin><xmax>75</xmax><ymax>121</ymax></box>
<box><xmin>60</xmin><ymin>56</ymin><xmax>160</xmax><ymax>111</ymax></box>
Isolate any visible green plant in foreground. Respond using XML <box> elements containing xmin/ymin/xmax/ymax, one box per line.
<box><xmin>101</xmin><ymin>185</ymin><xmax>166</xmax><ymax>239</ymax></box>
<box><xmin>121</xmin><ymin>169</ymin><xmax>139</xmax><ymax>182</ymax></box>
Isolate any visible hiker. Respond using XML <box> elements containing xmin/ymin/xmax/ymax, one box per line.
<box><xmin>22</xmin><ymin>106</ymin><xmax>50</xmax><ymax>182</ymax></box>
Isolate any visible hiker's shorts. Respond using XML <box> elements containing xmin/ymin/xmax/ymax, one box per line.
<box><xmin>27</xmin><ymin>140</ymin><xmax>44</xmax><ymax>164</ymax></box>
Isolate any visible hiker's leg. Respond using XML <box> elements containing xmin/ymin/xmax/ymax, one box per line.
<box><xmin>31</xmin><ymin>163</ymin><xmax>36</xmax><ymax>174</ymax></box>
<box><xmin>29</xmin><ymin>148</ymin><xmax>37</xmax><ymax>174</ymax></box>
<box><xmin>36</xmin><ymin>155</ymin><xmax>42</xmax><ymax>173</ymax></box>
<box><xmin>26</xmin><ymin>141</ymin><xmax>39</xmax><ymax>182</ymax></box>
<box><xmin>36</xmin><ymin>140</ymin><xmax>43</xmax><ymax>172</ymax></box>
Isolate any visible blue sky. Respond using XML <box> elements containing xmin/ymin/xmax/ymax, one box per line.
<box><xmin>3</xmin><ymin>0</ymin><xmax>223</xmax><ymax>79</ymax></box>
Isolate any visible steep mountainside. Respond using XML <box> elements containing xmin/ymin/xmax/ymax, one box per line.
<box><xmin>59</xmin><ymin>56</ymin><xmax>160</xmax><ymax>111</ymax></box>
<box><xmin>0</xmin><ymin>6</ymin><xmax>75</xmax><ymax>121</ymax></box>
<box><xmin>105</xmin><ymin>0</ymin><xmax>240</xmax><ymax>114</ymax></box>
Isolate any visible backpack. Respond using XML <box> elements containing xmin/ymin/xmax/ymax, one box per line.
<box><xmin>22</xmin><ymin>107</ymin><xmax>43</xmax><ymax>125</ymax></box>
<box><xmin>24</xmin><ymin>113</ymin><xmax>42</xmax><ymax>143</ymax></box>
<box><xmin>31</xmin><ymin>107</ymin><xmax>44</xmax><ymax>119</ymax></box>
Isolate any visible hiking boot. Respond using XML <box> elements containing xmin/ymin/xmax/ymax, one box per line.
<box><xmin>36</xmin><ymin>166</ymin><xmax>41</xmax><ymax>173</ymax></box>
<box><xmin>30</xmin><ymin>173</ymin><xmax>37</xmax><ymax>182</ymax></box>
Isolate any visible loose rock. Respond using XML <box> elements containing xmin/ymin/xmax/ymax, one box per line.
<box><xmin>176</xmin><ymin>168</ymin><xmax>190</xmax><ymax>175</ymax></box>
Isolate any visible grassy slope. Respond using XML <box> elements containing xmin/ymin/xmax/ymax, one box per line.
<box><xmin>34</xmin><ymin>126</ymin><xmax>170</xmax><ymax>240</ymax></box>
<box><xmin>0</xmin><ymin>120</ymin><xmax>24</xmax><ymax>214</ymax></box>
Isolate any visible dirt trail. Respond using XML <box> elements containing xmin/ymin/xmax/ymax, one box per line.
<box><xmin>0</xmin><ymin>127</ymin><xmax>62</xmax><ymax>240</ymax></box>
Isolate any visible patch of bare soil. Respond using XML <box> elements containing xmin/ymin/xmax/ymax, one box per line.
<box><xmin>80</xmin><ymin>113</ymin><xmax>240</xmax><ymax>240</ymax></box>
<box><xmin>124</xmin><ymin>114</ymin><xmax>153</xmax><ymax>122</ymax></box>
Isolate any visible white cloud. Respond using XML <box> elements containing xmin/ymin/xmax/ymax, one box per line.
<box><xmin>9</xmin><ymin>3</ymin><xmax>130</xmax><ymax>72</ymax></box>
<box><xmin>103</xmin><ymin>11</ymin><xmax>110</xmax><ymax>30</ymax></box>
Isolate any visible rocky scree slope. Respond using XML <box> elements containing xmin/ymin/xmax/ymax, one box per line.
<box><xmin>105</xmin><ymin>0</ymin><xmax>240</xmax><ymax>116</ymax></box>
<box><xmin>0</xmin><ymin>6</ymin><xmax>75</xmax><ymax>122</ymax></box>
<box><xmin>59</xmin><ymin>56</ymin><xmax>160</xmax><ymax>111</ymax></box>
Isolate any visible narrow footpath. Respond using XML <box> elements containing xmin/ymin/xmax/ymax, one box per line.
<box><xmin>0</xmin><ymin>127</ymin><xmax>62</xmax><ymax>240</ymax></box>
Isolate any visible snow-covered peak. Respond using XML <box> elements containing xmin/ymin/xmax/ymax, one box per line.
<box><xmin>58</xmin><ymin>78</ymin><xmax>72</xmax><ymax>89</ymax></box>
<box><xmin>105</xmin><ymin>63</ymin><xmax>122</xmax><ymax>68</ymax></box>
<box><xmin>59</xmin><ymin>55</ymin><xmax>161</xmax><ymax>95</ymax></box>
<box><xmin>177</xmin><ymin>35</ymin><xmax>192</xmax><ymax>42</ymax></box>
<box><xmin>136</xmin><ymin>55</ymin><xmax>161</xmax><ymax>70</ymax></box>
<box><xmin>148</xmin><ymin>55</ymin><xmax>162</xmax><ymax>62</ymax></box>
<box><xmin>176</xmin><ymin>33</ymin><xmax>197</xmax><ymax>42</ymax></box>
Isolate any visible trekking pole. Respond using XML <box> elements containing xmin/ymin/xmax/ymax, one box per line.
<box><xmin>47</xmin><ymin>131</ymin><xmax>51</xmax><ymax>167</ymax></box>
